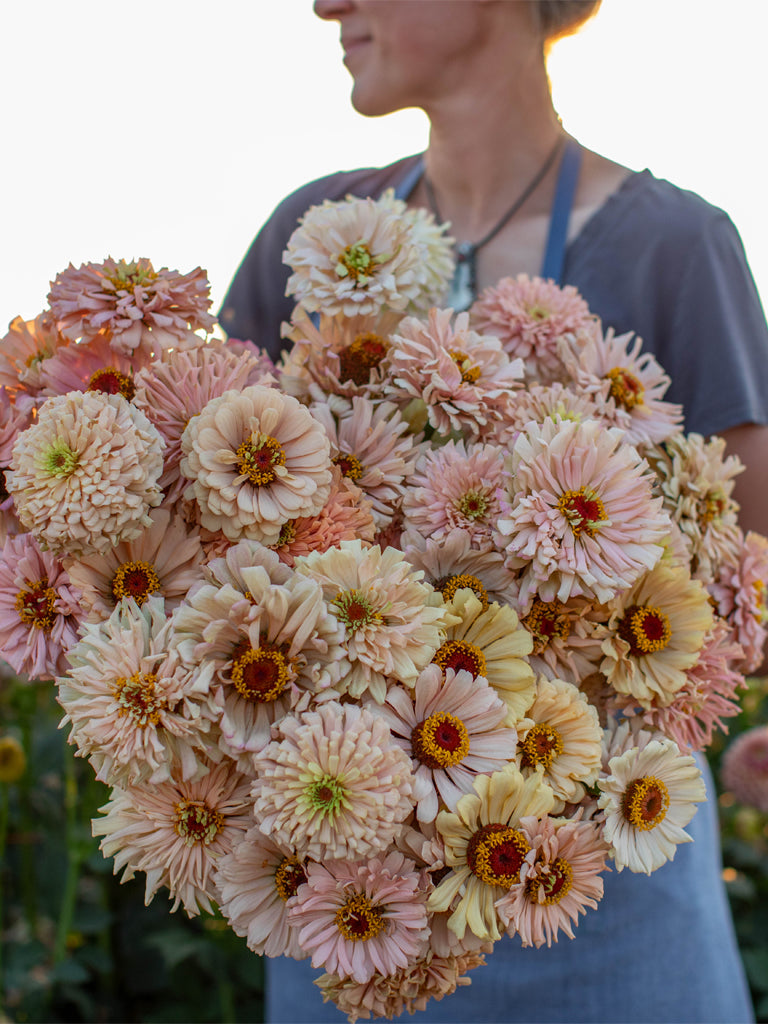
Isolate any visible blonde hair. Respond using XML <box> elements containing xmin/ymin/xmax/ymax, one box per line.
<box><xmin>535</xmin><ymin>1</ymin><xmax>601</xmax><ymax>43</ymax></box>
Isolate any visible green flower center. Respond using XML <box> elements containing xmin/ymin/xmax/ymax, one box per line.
<box><xmin>305</xmin><ymin>774</ymin><xmax>348</xmax><ymax>819</ymax></box>
<box><xmin>104</xmin><ymin>259</ymin><xmax>158</xmax><ymax>293</ymax></box>
<box><xmin>334</xmin><ymin>242</ymin><xmax>390</xmax><ymax>285</ymax></box>
<box><xmin>332</xmin><ymin>589</ymin><xmax>382</xmax><ymax>633</ymax></box>
<box><xmin>40</xmin><ymin>440</ymin><xmax>80</xmax><ymax>478</ymax></box>
<box><xmin>457</xmin><ymin>490</ymin><xmax>489</xmax><ymax>521</ymax></box>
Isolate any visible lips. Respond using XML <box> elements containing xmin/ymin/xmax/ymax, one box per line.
<box><xmin>341</xmin><ymin>35</ymin><xmax>372</xmax><ymax>60</ymax></box>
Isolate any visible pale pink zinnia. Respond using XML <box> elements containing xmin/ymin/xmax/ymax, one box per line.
<box><xmin>495</xmin><ymin>814</ymin><xmax>609</xmax><ymax>947</ymax></box>
<box><xmin>66</xmin><ymin>508</ymin><xmax>205</xmax><ymax>622</ymax></box>
<box><xmin>180</xmin><ymin>385</ymin><xmax>332</xmax><ymax>545</ymax></box>
<box><xmin>708</xmin><ymin>529</ymin><xmax>768</xmax><ymax>674</ymax></box>
<box><xmin>58</xmin><ymin>596</ymin><xmax>217</xmax><ymax>787</ymax></box>
<box><xmin>369</xmin><ymin>664</ymin><xmax>518</xmax><ymax>823</ymax></box>
<box><xmin>401</xmin><ymin>440</ymin><xmax>507</xmax><ymax>551</ymax></box>
<box><xmin>252</xmin><ymin>702</ymin><xmax>414</xmax><ymax>861</ymax></box>
<box><xmin>134</xmin><ymin>341</ymin><xmax>274</xmax><ymax>505</ymax></box>
<box><xmin>294</xmin><ymin>539</ymin><xmax>447</xmax><ymax>702</ymax></box>
<box><xmin>560</xmin><ymin>328</ymin><xmax>683</xmax><ymax>450</ymax></box>
<box><xmin>92</xmin><ymin>759</ymin><xmax>253</xmax><ymax>914</ymax></box>
<box><xmin>496</xmin><ymin>417</ymin><xmax>669</xmax><ymax>606</ymax></box>
<box><xmin>283</xmin><ymin>192</ymin><xmax>431</xmax><ymax>317</ymax></box>
<box><xmin>8</xmin><ymin>390</ymin><xmax>164</xmax><ymax>557</ymax></box>
<box><xmin>401</xmin><ymin>528</ymin><xmax>518</xmax><ymax>608</ymax></box>
<box><xmin>216</xmin><ymin>828</ymin><xmax>308</xmax><ymax>960</ymax></box>
<box><xmin>0</xmin><ymin>312</ymin><xmax>70</xmax><ymax>397</ymax></box>
<box><xmin>37</xmin><ymin>331</ymin><xmax>151</xmax><ymax>401</ymax></box>
<box><xmin>721</xmin><ymin>726</ymin><xmax>768</xmax><ymax>813</ymax></box>
<box><xmin>470</xmin><ymin>273</ymin><xmax>598</xmax><ymax>383</ymax></box>
<box><xmin>384</xmin><ymin>307</ymin><xmax>524</xmax><ymax>442</ymax></box>
<box><xmin>287</xmin><ymin>852</ymin><xmax>430</xmax><ymax>983</ymax></box>
<box><xmin>48</xmin><ymin>257</ymin><xmax>216</xmax><ymax>356</ymax></box>
<box><xmin>0</xmin><ymin>532</ymin><xmax>83</xmax><ymax>680</ymax></box>
<box><xmin>310</xmin><ymin>396</ymin><xmax>420</xmax><ymax>528</ymax></box>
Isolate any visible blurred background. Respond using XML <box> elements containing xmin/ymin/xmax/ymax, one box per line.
<box><xmin>2</xmin><ymin>1</ymin><xmax>768</xmax><ymax>1021</ymax></box>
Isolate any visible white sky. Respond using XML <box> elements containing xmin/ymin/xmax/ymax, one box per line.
<box><xmin>3</xmin><ymin>0</ymin><xmax>767</xmax><ymax>331</ymax></box>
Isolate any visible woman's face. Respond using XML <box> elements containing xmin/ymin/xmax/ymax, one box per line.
<box><xmin>313</xmin><ymin>0</ymin><xmax>529</xmax><ymax>117</ymax></box>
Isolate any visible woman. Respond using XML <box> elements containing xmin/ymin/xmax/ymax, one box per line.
<box><xmin>220</xmin><ymin>2</ymin><xmax>767</xmax><ymax>1020</ymax></box>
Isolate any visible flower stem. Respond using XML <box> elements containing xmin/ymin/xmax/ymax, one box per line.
<box><xmin>53</xmin><ymin>745</ymin><xmax>80</xmax><ymax>964</ymax></box>
<box><xmin>0</xmin><ymin>783</ymin><xmax>9</xmax><ymax>1009</ymax></box>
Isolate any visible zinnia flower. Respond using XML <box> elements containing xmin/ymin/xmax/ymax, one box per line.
<box><xmin>37</xmin><ymin>331</ymin><xmax>150</xmax><ymax>401</ymax></box>
<box><xmin>252</xmin><ymin>702</ymin><xmax>414</xmax><ymax>861</ymax></box>
<box><xmin>721</xmin><ymin>726</ymin><xmax>768</xmax><ymax>813</ymax></box>
<box><xmin>708</xmin><ymin>530</ymin><xmax>768</xmax><ymax>674</ymax></box>
<box><xmin>48</xmin><ymin>257</ymin><xmax>216</xmax><ymax>356</ymax></box>
<box><xmin>287</xmin><ymin>852</ymin><xmax>430</xmax><ymax>984</ymax></box>
<box><xmin>495</xmin><ymin>814</ymin><xmax>609</xmax><ymax>947</ymax></box>
<box><xmin>401</xmin><ymin>528</ymin><xmax>518</xmax><ymax>608</ymax></box>
<box><xmin>598</xmin><ymin>562</ymin><xmax>714</xmax><ymax>708</ymax></box>
<box><xmin>0</xmin><ymin>312</ymin><xmax>69</xmax><ymax>397</ymax></box>
<box><xmin>0</xmin><ymin>532</ymin><xmax>83</xmax><ymax>680</ymax></box>
<box><xmin>369</xmin><ymin>664</ymin><xmax>518</xmax><ymax>822</ymax></box>
<box><xmin>92</xmin><ymin>758</ymin><xmax>253</xmax><ymax>914</ymax></box>
<box><xmin>7</xmin><ymin>390</ymin><xmax>164</xmax><ymax>557</ymax></box>
<box><xmin>67</xmin><ymin>508</ymin><xmax>205</xmax><ymax>621</ymax></box>
<box><xmin>597</xmin><ymin>721</ymin><xmax>706</xmax><ymax>873</ymax></box>
<box><xmin>180</xmin><ymin>385</ymin><xmax>332</xmax><ymax>545</ymax></box>
<box><xmin>497</xmin><ymin>416</ymin><xmax>669</xmax><ymax>606</ymax></box>
<box><xmin>428</xmin><ymin>763</ymin><xmax>555</xmax><ymax>942</ymax></box>
<box><xmin>58</xmin><ymin>596</ymin><xmax>217</xmax><ymax>787</ymax></box>
<box><xmin>216</xmin><ymin>828</ymin><xmax>308</xmax><ymax>959</ymax></box>
<box><xmin>283</xmin><ymin>191</ymin><xmax>436</xmax><ymax>317</ymax></box>
<box><xmin>470</xmin><ymin>273</ymin><xmax>598</xmax><ymax>383</ymax></box>
<box><xmin>294</xmin><ymin>539</ymin><xmax>447</xmax><ymax>702</ymax></box>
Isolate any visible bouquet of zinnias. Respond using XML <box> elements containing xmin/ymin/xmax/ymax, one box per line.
<box><xmin>2</xmin><ymin>190</ymin><xmax>767</xmax><ymax>1022</ymax></box>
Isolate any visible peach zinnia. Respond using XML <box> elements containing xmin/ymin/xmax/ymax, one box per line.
<box><xmin>180</xmin><ymin>385</ymin><xmax>332</xmax><ymax>545</ymax></box>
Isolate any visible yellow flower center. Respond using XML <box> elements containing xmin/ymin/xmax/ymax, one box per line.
<box><xmin>334</xmin><ymin>242</ymin><xmax>390</xmax><ymax>285</ymax></box>
<box><xmin>449</xmin><ymin>349</ymin><xmax>481</xmax><ymax>384</ymax></box>
<box><xmin>436</xmin><ymin>574</ymin><xmax>489</xmax><ymax>612</ymax></box>
<box><xmin>457</xmin><ymin>490</ymin><xmax>489</xmax><ymax>521</ymax></box>
<box><xmin>606</xmin><ymin>367</ymin><xmax>645</xmax><ymax>410</ymax></box>
<box><xmin>432</xmin><ymin>639</ymin><xmax>487</xmax><ymax>679</ymax></box>
<box><xmin>520</xmin><ymin>724</ymin><xmax>564</xmax><ymax>771</ymax></box>
<box><xmin>526</xmin><ymin>857</ymin><xmax>574</xmax><ymax>905</ymax></box>
<box><xmin>558</xmin><ymin>488</ymin><xmax>607</xmax><ymax>537</ymax></box>
<box><xmin>338</xmin><ymin>332</ymin><xmax>390</xmax><ymax>386</ymax></box>
<box><xmin>87</xmin><ymin>366</ymin><xmax>136</xmax><ymax>402</ymax></box>
<box><xmin>111</xmin><ymin>560</ymin><xmax>161</xmax><ymax>606</ymax></box>
<box><xmin>333</xmin><ymin>452</ymin><xmax>364</xmax><ymax>481</ymax></box>
<box><xmin>522</xmin><ymin>599</ymin><xmax>570</xmax><ymax>653</ymax></box>
<box><xmin>334</xmin><ymin>893</ymin><xmax>385</xmax><ymax>942</ymax></box>
<box><xmin>15</xmin><ymin>580</ymin><xmax>56</xmax><ymax>632</ymax></box>
<box><xmin>236</xmin><ymin>434</ymin><xmax>286</xmax><ymax>486</ymax></box>
<box><xmin>621</xmin><ymin>775</ymin><xmax>670</xmax><ymax>830</ymax></box>
<box><xmin>466</xmin><ymin>823</ymin><xmax>530</xmax><ymax>889</ymax></box>
<box><xmin>274</xmin><ymin>856</ymin><xmax>307</xmax><ymax>902</ymax></box>
<box><xmin>332</xmin><ymin>589</ymin><xmax>382</xmax><ymax>633</ymax></box>
<box><xmin>699</xmin><ymin>489</ymin><xmax>728</xmax><ymax>529</ymax></box>
<box><xmin>174</xmin><ymin>799</ymin><xmax>224</xmax><ymax>846</ymax></box>
<box><xmin>274</xmin><ymin>520</ymin><xmax>297</xmax><ymax>548</ymax></box>
<box><xmin>230</xmin><ymin>643</ymin><xmax>292</xmax><ymax>703</ymax></box>
<box><xmin>526</xmin><ymin>303</ymin><xmax>550</xmax><ymax>321</ymax></box>
<box><xmin>104</xmin><ymin>259</ymin><xmax>158</xmax><ymax>293</ymax></box>
<box><xmin>113</xmin><ymin>671</ymin><xmax>165</xmax><ymax>727</ymax></box>
<box><xmin>618</xmin><ymin>604</ymin><xmax>672</xmax><ymax>656</ymax></box>
<box><xmin>411</xmin><ymin>712</ymin><xmax>470</xmax><ymax>769</ymax></box>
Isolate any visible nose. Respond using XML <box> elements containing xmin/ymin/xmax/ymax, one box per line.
<box><xmin>313</xmin><ymin>0</ymin><xmax>356</xmax><ymax>20</ymax></box>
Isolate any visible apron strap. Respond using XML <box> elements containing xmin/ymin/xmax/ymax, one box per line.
<box><xmin>540</xmin><ymin>138</ymin><xmax>582</xmax><ymax>284</ymax></box>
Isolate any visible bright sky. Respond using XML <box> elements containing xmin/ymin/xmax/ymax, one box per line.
<box><xmin>3</xmin><ymin>0</ymin><xmax>767</xmax><ymax>333</ymax></box>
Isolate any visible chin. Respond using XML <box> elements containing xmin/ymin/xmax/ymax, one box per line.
<box><xmin>349</xmin><ymin>83</ymin><xmax>410</xmax><ymax>119</ymax></box>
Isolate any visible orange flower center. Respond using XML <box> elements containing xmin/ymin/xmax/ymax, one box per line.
<box><xmin>230</xmin><ymin>642</ymin><xmax>292</xmax><ymax>703</ymax></box>
<box><xmin>432</xmin><ymin>639</ymin><xmax>487</xmax><ymax>679</ymax></box>
<box><xmin>274</xmin><ymin>856</ymin><xmax>307</xmax><ymax>901</ymax></box>
<box><xmin>113</xmin><ymin>671</ymin><xmax>165</xmax><ymax>727</ymax></box>
<box><xmin>15</xmin><ymin>579</ymin><xmax>56</xmax><ymax>632</ymax></box>
<box><xmin>522</xmin><ymin>599</ymin><xmax>570</xmax><ymax>653</ymax></box>
<box><xmin>333</xmin><ymin>452</ymin><xmax>364</xmax><ymax>481</ymax></box>
<box><xmin>338</xmin><ymin>332</ymin><xmax>390</xmax><ymax>386</ymax></box>
<box><xmin>520</xmin><ymin>724</ymin><xmax>564</xmax><ymax>771</ymax></box>
<box><xmin>174</xmin><ymin>799</ymin><xmax>224</xmax><ymax>845</ymax></box>
<box><xmin>449</xmin><ymin>349</ymin><xmax>481</xmax><ymax>384</ymax></box>
<box><xmin>411</xmin><ymin>712</ymin><xmax>470</xmax><ymax>769</ymax></box>
<box><xmin>526</xmin><ymin>857</ymin><xmax>574</xmax><ymax>905</ymax></box>
<box><xmin>558</xmin><ymin>488</ymin><xmax>607</xmax><ymax>537</ymax></box>
<box><xmin>618</xmin><ymin>604</ymin><xmax>671</xmax><ymax>656</ymax></box>
<box><xmin>436</xmin><ymin>573</ymin><xmax>489</xmax><ymax>611</ymax></box>
<box><xmin>606</xmin><ymin>367</ymin><xmax>644</xmax><ymax>410</ymax></box>
<box><xmin>236</xmin><ymin>434</ymin><xmax>286</xmax><ymax>486</ymax></box>
<box><xmin>466</xmin><ymin>823</ymin><xmax>530</xmax><ymax>889</ymax></box>
<box><xmin>111</xmin><ymin>560</ymin><xmax>161</xmax><ymax>606</ymax></box>
<box><xmin>87</xmin><ymin>367</ymin><xmax>136</xmax><ymax>402</ymax></box>
<box><xmin>621</xmin><ymin>775</ymin><xmax>669</xmax><ymax>830</ymax></box>
<box><xmin>334</xmin><ymin>893</ymin><xmax>385</xmax><ymax>942</ymax></box>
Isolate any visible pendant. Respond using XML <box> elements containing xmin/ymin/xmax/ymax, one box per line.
<box><xmin>447</xmin><ymin>243</ymin><xmax>476</xmax><ymax>312</ymax></box>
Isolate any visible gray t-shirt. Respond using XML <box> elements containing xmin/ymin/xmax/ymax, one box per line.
<box><xmin>220</xmin><ymin>153</ymin><xmax>768</xmax><ymax>437</ymax></box>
